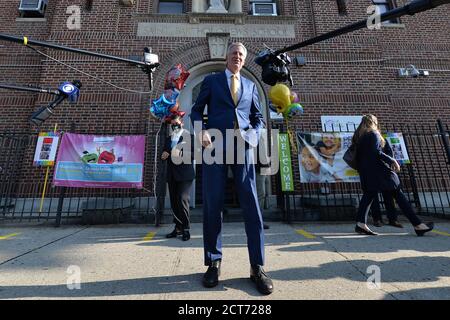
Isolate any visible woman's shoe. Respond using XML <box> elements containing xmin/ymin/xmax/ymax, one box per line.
<box><xmin>415</xmin><ymin>222</ymin><xmax>434</xmax><ymax>237</ymax></box>
<box><xmin>388</xmin><ymin>220</ymin><xmax>404</xmax><ymax>228</ymax></box>
<box><xmin>373</xmin><ymin>220</ymin><xmax>384</xmax><ymax>227</ymax></box>
<box><xmin>166</xmin><ymin>228</ymin><xmax>181</xmax><ymax>238</ymax></box>
<box><xmin>355</xmin><ymin>225</ymin><xmax>379</xmax><ymax>235</ymax></box>
<box><xmin>182</xmin><ymin>230</ymin><xmax>190</xmax><ymax>241</ymax></box>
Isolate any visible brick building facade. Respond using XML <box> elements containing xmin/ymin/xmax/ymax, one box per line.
<box><xmin>1</xmin><ymin>0</ymin><xmax>449</xmax><ymax>211</ymax></box>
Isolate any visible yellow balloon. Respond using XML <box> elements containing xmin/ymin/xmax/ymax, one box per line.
<box><xmin>269</xmin><ymin>83</ymin><xmax>291</xmax><ymax>114</ymax></box>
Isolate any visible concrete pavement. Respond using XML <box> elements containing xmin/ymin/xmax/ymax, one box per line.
<box><xmin>1</xmin><ymin>221</ymin><xmax>450</xmax><ymax>300</ymax></box>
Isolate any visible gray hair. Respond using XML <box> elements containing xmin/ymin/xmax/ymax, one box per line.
<box><xmin>227</xmin><ymin>42</ymin><xmax>247</xmax><ymax>58</ymax></box>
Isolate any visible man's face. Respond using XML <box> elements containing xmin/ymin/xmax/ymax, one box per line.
<box><xmin>171</xmin><ymin>117</ymin><xmax>183</xmax><ymax>131</ymax></box>
<box><xmin>226</xmin><ymin>45</ymin><xmax>246</xmax><ymax>74</ymax></box>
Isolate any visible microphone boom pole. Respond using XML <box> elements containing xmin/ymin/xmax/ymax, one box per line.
<box><xmin>0</xmin><ymin>33</ymin><xmax>152</xmax><ymax>67</ymax></box>
<box><xmin>0</xmin><ymin>83</ymin><xmax>60</xmax><ymax>96</ymax></box>
<box><xmin>274</xmin><ymin>0</ymin><xmax>450</xmax><ymax>56</ymax></box>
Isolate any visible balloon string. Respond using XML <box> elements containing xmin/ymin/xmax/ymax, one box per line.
<box><xmin>285</xmin><ymin>117</ymin><xmax>297</xmax><ymax>154</ymax></box>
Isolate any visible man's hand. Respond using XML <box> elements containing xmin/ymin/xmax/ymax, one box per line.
<box><xmin>391</xmin><ymin>160</ymin><xmax>401</xmax><ymax>173</ymax></box>
<box><xmin>161</xmin><ymin>151</ymin><xmax>170</xmax><ymax>160</ymax></box>
<box><xmin>200</xmin><ymin>130</ymin><xmax>212</xmax><ymax>148</ymax></box>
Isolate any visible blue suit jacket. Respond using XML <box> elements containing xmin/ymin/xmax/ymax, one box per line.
<box><xmin>189</xmin><ymin>71</ymin><xmax>265</xmax><ymax>148</ymax></box>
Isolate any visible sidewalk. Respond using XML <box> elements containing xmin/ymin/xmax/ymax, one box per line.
<box><xmin>1</xmin><ymin>221</ymin><xmax>450</xmax><ymax>300</ymax></box>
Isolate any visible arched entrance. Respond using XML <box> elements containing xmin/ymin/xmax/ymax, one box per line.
<box><xmin>178</xmin><ymin>61</ymin><xmax>269</xmax><ymax>208</ymax></box>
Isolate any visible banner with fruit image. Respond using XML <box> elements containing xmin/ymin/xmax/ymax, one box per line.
<box><xmin>53</xmin><ymin>133</ymin><xmax>145</xmax><ymax>188</ymax></box>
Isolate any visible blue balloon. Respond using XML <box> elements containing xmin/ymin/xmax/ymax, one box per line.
<box><xmin>285</xmin><ymin>103</ymin><xmax>304</xmax><ymax>119</ymax></box>
<box><xmin>150</xmin><ymin>94</ymin><xmax>176</xmax><ymax>120</ymax></box>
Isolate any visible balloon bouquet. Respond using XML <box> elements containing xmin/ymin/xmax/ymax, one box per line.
<box><xmin>150</xmin><ymin>64</ymin><xmax>190</xmax><ymax>125</ymax></box>
<box><xmin>268</xmin><ymin>83</ymin><xmax>304</xmax><ymax>153</ymax></box>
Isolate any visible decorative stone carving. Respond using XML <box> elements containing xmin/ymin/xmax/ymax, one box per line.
<box><xmin>227</xmin><ymin>0</ymin><xmax>242</xmax><ymax>13</ymax></box>
<box><xmin>137</xmin><ymin>22</ymin><xmax>296</xmax><ymax>38</ymax></box>
<box><xmin>191</xmin><ymin>0</ymin><xmax>206</xmax><ymax>13</ymax></box>
<box><xmin>192</xmin><ymin>0</ymin><xmax>242</xmax><ymax>14</ymax></box>
<box><xmin>206</xmin><ymin>0</ymin><xmax>228</xmax><ymax>13</ymax></box>
<box><xmin>208</xmin><ymin>33</ymin><xmax>230</xmax><ymax>59</ymax></box>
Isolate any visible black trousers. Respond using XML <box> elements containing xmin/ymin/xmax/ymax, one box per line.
<box><xmin>357</xmin><ymin>188</ymin><xmax>422</xmax><ymax>226</ymax></box>
<box><xmin>168</xmin><ymin>177</ymin><xmax>193</xmax><ymax>230</ymax></box>
<box><xmin>370</xmin><ymin>192</ymin><xmax>398</xmax><ymax>223</ymax></box>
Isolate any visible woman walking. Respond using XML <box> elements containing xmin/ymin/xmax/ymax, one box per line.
<box><xmin>352</xmin><ymin>114</ymin><xmax>434</xmax><ymax>236</ymax></box>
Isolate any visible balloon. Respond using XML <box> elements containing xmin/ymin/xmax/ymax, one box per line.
<box><xmin>169</xmin><ymin>102</ymin><xmax>180</xmax><ymax>113</ymax></box>
<box><xmin>163</xmin><ymin>88</ymin><xmax>180</xmax><ymax>103</ymax></box>
<box><xmin>269</xmin><ymin>83</ymin><xmax>291</xmax><ymax>115</ymax></box>
<box><xmin>164</xmin><ymin>64</ymin><xmax>190</xmax><ymax>90</ymax></box>
<box><xmin>290</xmin><ymin>91</ymin><xmax>300</xmax><ymax>103</ymax></box>
<box><xmin>150</xmin><ymin>94</ymin><xmax>175</xmax><ymax>120</ymax></box>
<box><xmin>285</xmin><ymin>103</ymin><xmax>304</xmax><ymax>119</ymax></box>
<box><xmin>164</xmin><ymin>110</ymin><xmax>186</xmax><ymax>124</ymax></box>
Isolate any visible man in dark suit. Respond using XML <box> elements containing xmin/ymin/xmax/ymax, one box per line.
<box><xmin>190</xmin><ymin>42</ymin><xmax>273</xmax><ymax>295</ymax></box>
<box><xmin>162</xmin><ymin>116</ymin><xmax>196</xmax><ymax>241</ymax></box>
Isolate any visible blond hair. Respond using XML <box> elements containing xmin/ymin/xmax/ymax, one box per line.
<box><xmin>352</xmin><ymin>114</ymin><xmax>385</xmax><ymax>147</ymax></box>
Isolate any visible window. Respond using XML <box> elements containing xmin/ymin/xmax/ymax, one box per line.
<box><xmin>158</xmin><ymin>0</ymin><xmax>184</xmax><ymax>14</ymax></box>
<box><xmin>18</xmin><ymin>0</ymin><xmax>48</xmax><ymax>18</ymax></box>
<box><xmin>373</xmin><ymin>0</ymin><xmax>399</xmax><ymax>24</ymax></box>
<box><xmin>250</xmin><ymin>0</ymin><xmax>277</xmax><ymax>16</ymax></box>
<box><xmin>336</xmin><ymin>0</ymin><xmax>348</xmax><ymax>15</ymax></box>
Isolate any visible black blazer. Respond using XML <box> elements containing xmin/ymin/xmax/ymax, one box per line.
<box><xmin>164</xmin><ymin>131</ymin><xmax>196</xmax><ymax>182</ymax></box>
<box><xmin>356</xmin><ymin>131</ymin><xmax>400</xmax><ymax>192</ymax></box>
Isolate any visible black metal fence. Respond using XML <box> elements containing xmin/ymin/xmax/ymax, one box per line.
<box><xmin>277</xmin><ymin>119</ymin><xmax>450</xmax><ymax>223</ymax></box>
<box><xmin>1</xmin><ymin>120</ymin><xmax>449</xmax><ymax>225</ymax></box>
<box><xmin>0</xmin><ymin>123</ymin><xmax>162</xmax><ymax>226</ymax></box>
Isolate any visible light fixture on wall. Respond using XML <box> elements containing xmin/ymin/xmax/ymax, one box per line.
<box><xmin>398</xmin><ymin>64</ymin><xmax>429</xmax><ymax>78</ymax></box>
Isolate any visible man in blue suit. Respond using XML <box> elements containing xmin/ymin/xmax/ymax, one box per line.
<box><xmin>190</xmin><ymin>42</ymin><xmax>273</xmax><ymax>295</ymax></box>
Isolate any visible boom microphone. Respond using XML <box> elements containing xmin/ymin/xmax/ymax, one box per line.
<box><xmin>30</xmin><ymin>80</ymin><xmax>82</xmax><ymax>126</ymax></box>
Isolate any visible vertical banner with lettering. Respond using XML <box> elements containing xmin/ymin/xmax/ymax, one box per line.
<box><xmin>278</xmin><ymin>133</ymin><xmax>294</xmax><ymax>191</ymax></box>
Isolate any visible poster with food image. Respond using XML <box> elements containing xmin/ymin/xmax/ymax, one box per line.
<box><xmin>53</xmin><ymin>133</ymin><xmax>145</xmax><ymax>188</ymax></box>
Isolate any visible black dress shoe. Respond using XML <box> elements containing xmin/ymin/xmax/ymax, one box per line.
<box><xmin>263</xmin><ymin>224</ymin><xmax>269</xmax><ymax>230</ymax></box>
<box><xmin>415</xmin><ymin>222</ymin><xmax>434</xmax><ymax>237</ymax></box>
<box><xmin>355</xmin><ymin>225</ymin><xmax>378</xmax><ymax>235</ymax></box>
<box><xmin>250</xmin><ymin>265</ymin><xmax>273</xmax><ymax>295</ymax></box>
<box><xmin>203</xmin><ymin>260</ymin><xmax>221</xmax><ymax>288</ymax></box>
<box><xmin>182</xmin><ymin>230</ymin><xmax>190</xmax><ymax>241</ymax></box>
<box><xmin>388</xmin><ymin>220</ymin><xmax>404</xmax><ymax>228</ymax></box>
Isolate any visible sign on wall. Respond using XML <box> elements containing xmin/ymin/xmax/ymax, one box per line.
<box><xmin>33</xmin><ymin>132</ymin><xmax>60</xmax><ymax>167</ymax></box>
<box><xmin>321</xmin><ymin>115</ymin><xmax>363</xmax><ymax>132</ymax></box>
<box><xmin>53</xmin><ymin>133</ymin><xmax>145</xmax><ymax>188</ymax></box>
<box><xmin>385</xmin><ymin>132</ymin><xmax>411</xmax><ymax>164</ymax></box>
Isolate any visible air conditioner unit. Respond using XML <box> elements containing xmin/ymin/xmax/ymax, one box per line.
<box><xmin>251</xmin><ymin>2</ymin><xmax>277</xmax><ymax>16</ymax></box>
<box><xmin>19</xmin><ymin>0</ymin><xmax>48</xmax><ymax>15</ymax></box>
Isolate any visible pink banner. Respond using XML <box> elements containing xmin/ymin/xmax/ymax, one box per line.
<box><xmin>53</xmin><ymin>133</ymin><xmax>145</xmax><ymax>188</ymax></box>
